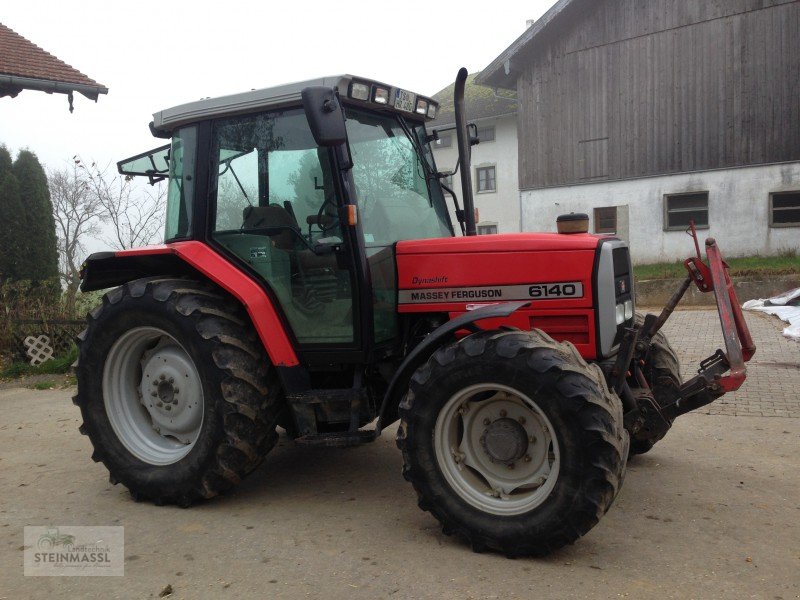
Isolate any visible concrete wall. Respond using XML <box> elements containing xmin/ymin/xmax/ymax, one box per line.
<box><xmin>636</xmin><ymin>274</ymin><xmax>800</xmax><ymax>307</ymax></box>
<box><xmin>521</xmin><ymin>161</ymin><xmax>800</xmax><ymax>264</ymax></box>
<box><xmin>432</xmin><ymin>114</ymin><xmax>520</xmax><ymax>233</ymax></box>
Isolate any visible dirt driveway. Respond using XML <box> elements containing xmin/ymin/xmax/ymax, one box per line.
<box><xmin>1</xmin><ymin>383</ymin><xmax>798</xmax><ymax>600</ymax></box>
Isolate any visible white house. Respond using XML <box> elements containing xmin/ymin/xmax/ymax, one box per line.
<box><xmin>476</xmin><ymin>0</ymin><xmax>800</xmax><ymax>263</ymax></box>
<box><xmin>428</xmin><ymin>74</ymin><xmax>520</xmax><ymax>234</ymax></box>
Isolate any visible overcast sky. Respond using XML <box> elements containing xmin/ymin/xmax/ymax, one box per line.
<box><xmin>1</xmin><ymin>0</ymin><xmax>554</xmax><ymax>172</ymax></box>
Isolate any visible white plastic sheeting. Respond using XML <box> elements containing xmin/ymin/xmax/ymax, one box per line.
<box><xmin>742</xmin><ymin>287</ymin><xmax>800</xmax><ymax>341</ymax></box>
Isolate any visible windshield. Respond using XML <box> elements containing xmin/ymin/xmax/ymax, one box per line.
<box><xmin>345</xmin><ymin>108</ymin><xmax>453</xmax><ymax>249</ymax></box>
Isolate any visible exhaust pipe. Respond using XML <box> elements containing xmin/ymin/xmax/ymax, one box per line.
<box><xmin>453</xmin><ymin>68</ymin><xmax>476</xmax><ymax>236</ymax></box>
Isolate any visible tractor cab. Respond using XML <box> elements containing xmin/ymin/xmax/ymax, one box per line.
<box><xmin>118</xmin><ymin>76</ymin><xmax>454</xmax><ymax>355</ymax></box>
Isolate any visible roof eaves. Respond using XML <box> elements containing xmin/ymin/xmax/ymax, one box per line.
<box><xmin>0</xmin><ymin>74</ymin><xmax>108</xmax><ymax>100</ymax></box>
<box><xmin>475</xmin><ymin>0</ymin><xmax>576</xmax><ymax>90</ymax></box>
<box><xmin>431</xmin><ymin>111</ymin><xmax>517</xmax><ymax>128</ymax></box>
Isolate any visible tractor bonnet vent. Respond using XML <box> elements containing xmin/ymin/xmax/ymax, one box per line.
<box><xmin>557</xmin><ymin>213</ymin><xmax>588</xmax><ymax>234</ymax></box>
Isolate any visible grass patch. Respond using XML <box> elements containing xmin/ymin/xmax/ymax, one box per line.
<box><xmin>30</xmin><ymin>380</ymin><xmax>57</xmax><ymax>390</ymax></box>
<box><xmin>634</xmin><ymin>252</ymin><xmax>800</xmax><ymax>280</ymax></box>
<box><xmin>0</xmin><ymin>345</ymin><xmax>78</xmax><ymax>379</ymax></box>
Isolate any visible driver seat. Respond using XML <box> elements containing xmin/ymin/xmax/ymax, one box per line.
<box><xmin>242</xmin><ymin>204</ymin><xmax>299</xmax><ymax>250</ymax></box>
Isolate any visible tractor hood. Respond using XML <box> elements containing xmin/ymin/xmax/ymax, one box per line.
<box><xmin>394</xmin><ymin>232</ymin><xmax>609</xmax><ymax>308</ymax></box>
<box><xmin>394</xmin><ymin>232</ymin><xmax>618</xmax><ymax>359</ymax></box>
<box><xmin>396</xmin><ymin>232</ymin><xmax>605</xmax><ymax>255</ymax></box>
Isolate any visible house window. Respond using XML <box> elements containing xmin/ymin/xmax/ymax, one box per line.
<box><xmin>664</xmin><ymin>192</ymin><xmax>709</xmax><ymax>230</ymax></box>
<box><xmin>770</xmin><ymin>191</ymin><xmax>800</xmax><ymax>227</ymax></box>
<box><xmin>434</xmin><ymin>134</ymin><xmax>452</xmax><ymax>149</ymax></box>
<box><xmin>476</xmin><ymin>166</ymin><xmax>496</xmax><ymax>193</ymax></box>
<box><xmin>593</xmin><ymin>206</ymin><xmax>617</xmax><ymax>234</ymax></box>
<box><xmin>476</xmin><ymin>126</ymin><xmax>495</xmax><ymax>143</ymax></box>
<box><xmin>477</xmin><ymin>222</ymin><xmax>498</xmax><ymax>235</ymax></box>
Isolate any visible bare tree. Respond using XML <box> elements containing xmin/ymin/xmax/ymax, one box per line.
<box><xmin>80</xmin><ymin>160</ymin><xmax>166</xmax><ymax>250</ymax></box>
<box><xmin>48</xmin><ymin>162</ymin><xmax>106</xmax><ymax>313</ymax></box>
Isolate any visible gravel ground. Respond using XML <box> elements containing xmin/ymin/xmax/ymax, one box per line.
<box><xmin>1</xmin><ymin>308</ymin><xmax>798</xmax><ymax>599</ymax></box>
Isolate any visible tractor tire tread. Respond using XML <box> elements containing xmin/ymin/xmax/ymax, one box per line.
<box><xmin>397</xmin><ymin>328</ymin><xmax>628</xmax><ymax>557</ymax></box>
<box><xmin>630</xmin><ymin>313</ymin><xmax>682</xmax><ymax>454</ymax></box>
<box><xmin>74</xmin><ymin>277</ymin><xmax>280</xmax><ymax>506</ymax></box>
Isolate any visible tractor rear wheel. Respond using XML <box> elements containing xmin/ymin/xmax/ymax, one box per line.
<box><xmin>74</xmin><ymin>278</ymin><xmax>281</xmax><ymax>506</ymax></box>
<box><xmin>629</xmin><ymin>313</ymin><xmax>682</xmax><ymax>455</ymax></box>
<box><xmin>397</xmin><ymin>329</ymin><xmax>628</xmax><ymax>556</ymax></box>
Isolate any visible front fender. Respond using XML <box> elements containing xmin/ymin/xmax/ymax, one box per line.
<box><xmin>376</xmin><ymin>301</ymin><xmax>529</xmax><ymax>434</ymax></box>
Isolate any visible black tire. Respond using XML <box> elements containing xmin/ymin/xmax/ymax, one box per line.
<box><xmin>397</xmin><ymin>329</ymin><xmax>628</xmax><ymax>556</ymax></box>
<box><xmin>74</xmin><ymin>277</ymin><xmax>281</xmax><ymax>506</ymax></box>
<box><xmin>629</xmin><ymin>313</ymin><xmax>682</xmax><ymax>455</ymax></box>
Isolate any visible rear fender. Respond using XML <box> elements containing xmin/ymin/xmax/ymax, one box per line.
<box><xmin>375</xmin><ymin>301</ymin><xmax>529</xmax><ymax>434</ymax></box>
<box><xmin>80</xmin><ymin>242</ymin><xmax>300</xmax><ymax>368</ymax></box>
<box><xmin>80</xmin><ymin>249</ymin><xmax>195</xmax><ymax>292</ymax></box>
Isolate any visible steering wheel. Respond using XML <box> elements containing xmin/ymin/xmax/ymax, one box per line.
<box><xmin>316</xmin><ymin>199</ymin><xmax>339</xmax><ymax>234</ymax></box>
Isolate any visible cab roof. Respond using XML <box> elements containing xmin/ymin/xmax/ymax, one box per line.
<box><xmin>152</xmin><ymin>74</ymin><xmax>436</xmax><ymax>133</ymax></box>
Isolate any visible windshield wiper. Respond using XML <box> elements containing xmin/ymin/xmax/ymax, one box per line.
<box><xmin>396</xmin><ymin>116</ymin><xmax>434</xmax><ymax>205</ymax></box>
<box><xmin>218</xmin><ymin>150</ymin><xmax>254</xmax><ymax>207</ymax></box>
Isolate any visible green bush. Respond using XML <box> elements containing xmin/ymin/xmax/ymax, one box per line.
<box><xmin>0</xmin><ymin>344</ymin><xmax>77</xmax><ymax>379</ymax></box>
<box><xmin>0</xmin><ymin>280</ymin><xmax>100</xmax><ymax>360</ymax></box>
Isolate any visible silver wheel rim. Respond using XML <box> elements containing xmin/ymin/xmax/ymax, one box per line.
<box><xmin>102</xmin><ymin>327</ymin><xmax>204</xmax><ymax>465</ymax></box>
<box><xmin>434</xmin><ymin>383</ymin><xmax>560</xmax><ymax>516</ymax></box>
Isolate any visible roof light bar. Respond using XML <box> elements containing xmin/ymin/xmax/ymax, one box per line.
<box><xmin>345</xmin><ymin>78</ymin><xmax>435</xmax><ymax>119</ymax></box>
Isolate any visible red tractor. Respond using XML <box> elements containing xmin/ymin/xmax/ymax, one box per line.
<box><xmin>76</xmin><ymin>69</ymin><xmax>754</xmax><ymax>556</ymax></box>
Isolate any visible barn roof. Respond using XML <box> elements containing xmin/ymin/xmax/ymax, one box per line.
<box><xmin>476</xmin><ymin>0</ymin><xmax>580</xmax><ymax>90</ymax></box>
<box><xmin>429</xmin><ymin>72</ymin><xmax>517</xmax><ymax>128</ymax></box>
<box><xmin>0</xmin><ymin>22</ymin><xmax>108</xmax><ymax>107</ymax></box>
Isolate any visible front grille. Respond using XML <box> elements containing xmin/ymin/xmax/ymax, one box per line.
<box><xmin>612</xmin><ymin>246</ymin><xmax>633</xmax><ymax>346</ymax></box>
<box><xmin>612</xmin><ymin>247</ymin><xmax>632</xmax><ymax>303</ymax></box>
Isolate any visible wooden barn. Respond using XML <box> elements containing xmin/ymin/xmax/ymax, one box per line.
<box><xmin>477</xmin><ymin>0</ymin><xmax>800</xmax><ymax>262</ymax></box>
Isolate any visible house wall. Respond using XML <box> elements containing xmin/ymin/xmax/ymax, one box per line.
<box><xmin>515</xmin><ymin>0</ymin><xmax>800</xmax><ymax>189</ymax></box>
<box><xmin>431</xmin><ymin>114</ymin><xmax>520</xmax><ymax>233</ymax></box>
<box><xmin>521</xmin><ymin>161</ymin><xmax>800</xmax><ymax>264</ymax></box>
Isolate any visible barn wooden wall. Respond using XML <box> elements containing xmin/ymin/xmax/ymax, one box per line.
<box><xmin>516</xmin><ymin>0</ymin><xmax>800</xmax><ymax>189</ymax></box>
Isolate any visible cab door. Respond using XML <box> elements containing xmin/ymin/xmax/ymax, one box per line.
<box><xmin>209</xmin><ymin>108</ymin><xmax>358</xmax><ymax>347</ymax></box>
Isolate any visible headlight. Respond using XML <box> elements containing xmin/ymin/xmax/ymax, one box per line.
<box><xmin>373</xmin><ymin>87</ymin><xmax>389</xmax><ymax>104</ymax></box>
<box><xmin>350</xmin><ymin>82</ymin><xmax>370</xmax><ymax>101</ymax></box>
<box><xmin>615</xmin><ymin>303</ymin><xmax>626</xmax><ymax>325</ymax></box>
<box><xmin>416</xmin><ymin>98</ymin><xmax>428</xmax><ymax>115</ymax></box>
<box><xmin>624</xmin><ymin>299</ymin><xmax>634</xmax><ymax>320</ymax></box>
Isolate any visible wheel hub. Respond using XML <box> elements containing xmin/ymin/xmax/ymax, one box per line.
<box><xmin>103</xmin><ymin>327</ymin><xmax>205</xmax><ymax>466</ymax></box>
<box><xmin>138</xmin><ymin>343</ymin><xmax>203</xmax><ymax>445</ymax></box>
<box><xmin>481</xmin><ymin>418</ymin><xmax>529</xmax><ymax>463</ymax></box>
<box><xmin>434</xmin><ymin>385</ymin><xmax>560</xmax><ymax>516</ymax></box>
<box><xmin>157</xmin><ymin>379</ymin><xmax>176</xmax><ymax>405</ymax></box>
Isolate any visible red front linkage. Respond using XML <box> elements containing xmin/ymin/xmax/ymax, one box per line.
<box><xmin>683</xmin><ymin>223</ymin><xmax>756</xmax><ymax>393</ymax></box>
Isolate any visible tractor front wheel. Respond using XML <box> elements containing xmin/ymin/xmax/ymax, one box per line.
<box><xmin>397</xmin><ymin>329</ymin><xmax>628</xmax><ymax>556</ymax></box>
<box><xmin>74</xmin><ymin>278</ymin><xmax>281</xmax><ymax>506</ymax></box>
<box><xmin>629</xmin><ymin>313</ymin><xmax>683</xmax><ymax>455</ymax></box>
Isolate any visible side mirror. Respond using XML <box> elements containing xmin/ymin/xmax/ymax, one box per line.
<box><xmin>302</xmin><ymin>87</ymin><xmax>347</xmax><ymax>147</ymax></box>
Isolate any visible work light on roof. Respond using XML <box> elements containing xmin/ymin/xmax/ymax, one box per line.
<box><xmin>427</xmin><ymin>103</ymin><xmax>437</xmax><ymax>119</ymax></box>
<box><xmin>373</xmin><ymin>87</ymin><xmax>389</xmax><ymax>104</ymax></box>
<box><xmin>415</xmin><ymin>99</ymin><xmax>429</xmax><ymax>116</ymax></box>
<box><xmin>350</xmin><ymin>82</ymin><xmax>370</xmax><ymax>101</ymax></box>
